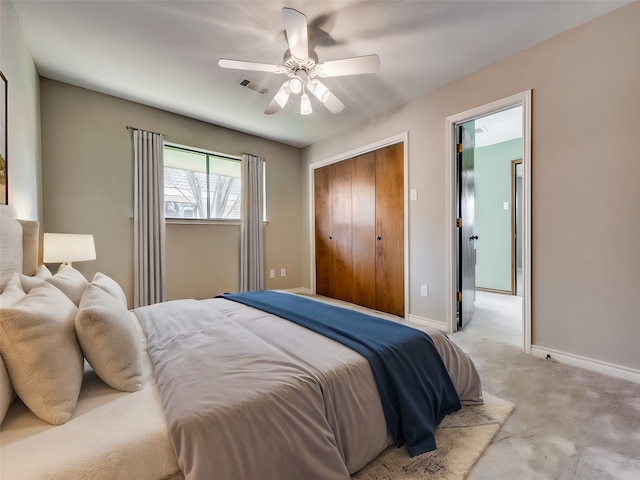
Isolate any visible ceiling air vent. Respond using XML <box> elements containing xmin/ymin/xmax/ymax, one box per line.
<box><xmin>237</xmin><ymin>76</ymin><xmax>269</xmax><ymax>95</ymax></box>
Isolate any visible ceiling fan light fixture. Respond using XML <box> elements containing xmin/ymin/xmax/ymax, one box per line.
<box><xmin>218</xmin><ymin>8</ymin><xmax>379</xmax><ymax>116</ymax></box>
<box><xmin>274</xmin><ymin>82</ymin><xmax>291</xmax><ymax>108</ymax></box>
<box><xmin>289</xmin><ymin>76</ymin><xmax>303</xmax><ymax>94</ymax></box>
<box><xmin>300</xmin><ymin>93</ymin><xmax>312</xmax><ymax>115</ymax></box>
<box><xmin>307</xmin><ymin>79</ymin><xmax>331</xmax><ymax>104</ymax></box>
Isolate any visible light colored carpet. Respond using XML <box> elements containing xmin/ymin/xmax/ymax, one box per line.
<box><xmin>352</xmin><ymin>393</ymin><xmax>514</xmax><ymax>480</ymax></box>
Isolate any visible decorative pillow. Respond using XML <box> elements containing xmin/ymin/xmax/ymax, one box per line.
<box><xmin>76</xmin><ymin>285</ymin><xmax>142</xmax><ymax>392</ymax></box>
<box><xmin>0</xmin><ymin>282</ymin><xmax>83</xmax><ymax>425</ymax></box>
<box><xmin>17</xmin><ymin>219</ymin><xmax>40</xmax><ymax>277</ymax></box>
<box><xmin>45</xmin><ymin>264</ymin><xmax>89</xmax><ymax>306</ymax></box>
<box><xmin>0</xmin><ymin>273</ymin><xmax>26</xmax><ymax>308</ymax></box>
<box><xmin>19</xmin><ymin>264</ymin><xmax>52</xmax><ymax>293</ymax></box>
<box><xmin>91</xmin><ymin>272</ymin><xmax>128</xmax><ymax>308</ymax></box>
<box><xmin>0</xmin><ymin>355</ymin><xmax>15</xmax><ymax>425</ymax></box>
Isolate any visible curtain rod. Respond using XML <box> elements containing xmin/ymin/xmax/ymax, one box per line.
<box><xmin>126</xmin><ymin>125</ymin><xmax>164</xmax><ymax>136</ymax></box>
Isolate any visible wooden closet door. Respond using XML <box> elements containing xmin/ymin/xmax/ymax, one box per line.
<box><xmin>330</xmin><ymin>160</ymin><xmax>354</xmax><ymax>303</ymax></box>
<box><xmin>351</xmin><ymin>152</ymin><xmax>376</xmax><ymax>310</ymax></box>
<box><xmin>314</xmin><ymin>166</ymin><xmax>333</xmax><ymax>298</ymax></box>
<box><xmin>375</xmin><ymin>143</ymin><xmax>404</xmax><ymax>317</ymax></box>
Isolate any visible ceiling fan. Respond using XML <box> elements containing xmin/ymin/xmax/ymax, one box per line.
<box><xmin>218</xmin><ymin>7</ymin><xmax>380</xmax><ymax>116</ymax></box>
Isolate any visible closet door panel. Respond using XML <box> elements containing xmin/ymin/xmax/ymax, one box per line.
<box><xmin>351</xmin><ymin>152</ymin><xmax>377</xmax><ymax>310</ymax></box>
<box><xmin>330</xmin><ymin>160</ymin><xmax>353</xmax><ymax>303</ymax></box>
<box><xmin>375</xmin><ymin>143</ymin><xmax>404</xmax><ymax>317</ymax></box>
<box><xmin>314</xmin><ymin>166</ymin><xmax>333</xmax><ymax>297</ymax></box>
<box><xmin>314</xmin><ymin>142</ymin><xmax>404</xmax><ymax>318</ymax></box>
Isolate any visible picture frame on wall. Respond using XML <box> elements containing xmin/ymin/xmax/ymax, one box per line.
<box><xmin>0</xmin><ymin>70</ymin><xmax>7</xmax><ymax>205</ymax></box>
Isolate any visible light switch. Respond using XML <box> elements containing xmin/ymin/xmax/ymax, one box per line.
<box><xmin>280</xmin><ymin>268</ymin><xmax>286</xmax><ymax>277</ymax></box>
<box><xmin>269</xmin><ymin>269</ymin><xmax>275</xmax><ymax>279</ymax></box>
<box><xmin>420</xmin><ymin>284</ymin><xmax>428</xmax><ymax>297</ymax></box>
<box><xmin>410</xmin><ymin>189</ymin><xmax>418</xmax><ymax>201</ymax></box>
<box><xmin>503</xmin><ymin>202</ymin><xmax>509</xmax><ymax>210</ymax></box>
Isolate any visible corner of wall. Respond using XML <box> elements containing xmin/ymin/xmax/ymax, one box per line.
<box><xmin>1</xmin><ymin>0</ymin><xmax>42</xmax><ymax>221</ymax></box>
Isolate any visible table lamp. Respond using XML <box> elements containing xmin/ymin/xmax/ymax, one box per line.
<box><xmin>43</xmin><ymin>233</ymin><xmax>96</xmax><ymax>266</ymax></box>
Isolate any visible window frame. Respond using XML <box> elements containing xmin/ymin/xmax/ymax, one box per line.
<box><xmin>163</xmin><ymin>142</ymin><xmax>243</xmax><ymax>224</ymax></box>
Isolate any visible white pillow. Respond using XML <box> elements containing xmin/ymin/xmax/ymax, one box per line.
<box><xmin>76</xmin><ymin>285</ymin><xmax>142</xmax><ymax>392</ymax></box>
<box><xmin>0</xmin><ymin>282</ymin><xmax>83</xmax><ymax>425</ymax></box>
<box><xmin>91</xmin><ymin>272</ymin><xmax>128</xmax><ymax>308</ymax></box>
<box><xmin>0</xmin><ymin>355</ymin><xmax>15</xmax><ymax>425</ymax></box>
<box><xmin>45</xmin><ymin>264</ymin><xmax>89</xmax><ymax>306</ymax></box>
<box><xmin>0</xmin><ymin>273</ymin><xmax>28</xmax><ymax>424</ymax></box>
<box><xmin>19</xmin><ymin>264</ymin><xmax>52</xmax><ymax>293</ymax></box>
<box><xmin>0</xmin><ymin>272</ymin><xmax>26</xmax><ymax>308</ymax></box>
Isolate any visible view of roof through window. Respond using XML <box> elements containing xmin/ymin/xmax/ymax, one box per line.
<box><xmin>164</xmin><ymin>145</ymin><xmax>241</xmax><ymax>220</ymax></box>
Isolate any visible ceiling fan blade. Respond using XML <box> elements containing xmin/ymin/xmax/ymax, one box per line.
<box><xmin>264</xmin><ymin>81</ymin><xmax>290</xmax><ymax>115</ymax></box>
<box><xmin>316</xmin><ymin>54</ymin><xmax>380</xmax><ymax>77</ymax></box>
<box><xmin>307</xmin><ymin>79</ymin><xmax>345</xmax><ymax>114</ymax></box>
<box><xmin>282</xmin><ymin>8</ymin><xmax>309</xmax><ymax>59</ymax></box>
<box><xmin>264</xmin><ymin>97</ymin><xmax>281</xmax><ymax>115</ymax></box>
<box><xmin>323</xmin><ymin>92</ymin><xmax>345</xmax><ymax>114</ymax></box>
<box><xmin>218</xmin><ymin>58</ymin><xmax>283</xmax><ymax>73</ymax></box>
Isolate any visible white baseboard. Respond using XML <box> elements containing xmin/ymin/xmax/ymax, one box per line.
<box><xmin>531</xmin><ymin>345</ymin><xmax>640</xmax><ymax>384</ymax></box>
<box><xmin>407</xmin><ymin>314</ymin><xmax>450</xmax><ymax>333</ymax></box>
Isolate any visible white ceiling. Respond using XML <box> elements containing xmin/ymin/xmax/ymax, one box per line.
<box><xmin>12</xmin><ymin>0</ymin><xmax>631</xmax><ymax>148</ymax></box>
<box><xmin>474</xmin><ymin>106</ymin><xmax>522</xmax><ymax>148</ymax></box>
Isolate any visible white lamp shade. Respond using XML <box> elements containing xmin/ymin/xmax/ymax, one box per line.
<box><xmin>300</xmin><ymin>93</ymin><xmax>312</xmax><ymax>115</ymax></box>
<box><xmin>307</xmin><ymin>80</ymin><xmax>331</xmax><ymax>104</ymax></box>
<box><xmin>43</xmin><ymin>233</ymin><xmax>96</xmax><ymax>264</ymax></box>
<box><xmin>274</xmin><ymin>82</ymin><xmax>291</xmax><ymax>109</ymax></box>
<box><xmin>288</xmin><ymin>76</ymin><xmax>303</xmax><ymax>94</ymax></box>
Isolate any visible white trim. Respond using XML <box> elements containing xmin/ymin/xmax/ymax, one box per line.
<box><xmin>531</xmin><ymin>346</ymin><xmax>640</xmax><ymax>385</ymax></box>
<box><xmin>309</xmin><ymin>133</ymin><xmax>407</xmax><ymax>170</ymax></box>
<box><xmin>445</xmin><ymin>91</ymin><xmax>532</xmax><ymax>355</ymax></box>
<box><xmin>163</xmin><ymin>141</ymin><xmax>241</xmax><ymax>161</ymax></box>
<box><xmin>407</xmin><ymin>314</ymin><xmax>449</xmax><ymax>332</ymax></box>
<box><xmin>308</xmin><ymin>132</ymin><xmax>410</xmax><ymax>318</ymax></box>
<box><xmin>165</xmin><ymin>218</ymin><xmax>241</xmax><ymax>226</ymax></box>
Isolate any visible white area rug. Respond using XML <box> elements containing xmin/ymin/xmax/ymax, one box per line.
<box><xmin>352</xmin><ymin>392</ymin><xmax>515</xmax><ymax>480</ymax></box>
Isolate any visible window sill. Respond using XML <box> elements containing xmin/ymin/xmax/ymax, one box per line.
<box><xmin>164</xmin><ymin>218</ymin><xmax>270</xmax><ymax>226</ymax></box>
<box><xmin>165</xmin><ymin>218</ymin><xmax>241</xmax><ymax>226</ymax></box>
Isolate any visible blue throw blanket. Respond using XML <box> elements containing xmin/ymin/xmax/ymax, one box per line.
<box><xmin>220</xmin><ymin>291</ymin><xmax>461</xmax><ymax>456</ymax></box>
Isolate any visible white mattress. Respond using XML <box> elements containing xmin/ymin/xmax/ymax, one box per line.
<box><xmin>0</xmin><ymin>314</ymin><xmax>181</xmax><ymax>480</ymax></box>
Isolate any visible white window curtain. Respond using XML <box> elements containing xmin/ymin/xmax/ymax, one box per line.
<box><xmin>240</xmin><ymin>154</ymin><xmax>265</xmax><ymax>292</ymax></box>
<box><xmin>133</xmin><ymin>129</ymin><xmax>166</xmax><ymax>307</ymax></box>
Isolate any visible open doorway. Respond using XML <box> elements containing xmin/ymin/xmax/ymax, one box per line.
<box><xmin>446</xmin><ymin>91</ymin><xmax>531</xmax><ymax>353</ymax></box>
<box><xmin>470</xmin><ymin>108</ymin><xmax>524</xmax><ymax>345</ymax></box>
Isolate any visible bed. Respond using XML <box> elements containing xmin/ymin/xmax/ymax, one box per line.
<box><xmin>0</xmin><ymin>214</ymin><xmax>483</xmax><ymax>480</ymax></box>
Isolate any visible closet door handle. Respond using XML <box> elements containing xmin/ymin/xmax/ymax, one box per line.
<box><xmin>377</xmin><ymin>236</ymin><xmax>382</xmax><ymax>241</ymax></box>
<box><xmin>329</xmin><ymin>236</ymin><xmax>333</xmax><ymax>240</ymax></box>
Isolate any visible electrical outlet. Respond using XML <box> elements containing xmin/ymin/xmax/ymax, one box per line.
<box><xmin>280</xmin><ymin>268</ymin><xmax>286</xmax><ymax>277</ymax></box>
<box><xmin>420</xmin><ymin>284</ymin><xmax>429</xmax><ymax>297</ymax></box>
<box><xmin>269</xmin><ymin>269</ymin><xmax>275</xmax><ymax>279</ymax></box>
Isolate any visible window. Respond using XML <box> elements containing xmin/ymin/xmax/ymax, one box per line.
<box><xmin>164</xmin><ymin>144</ymin><xmax>241</xmax><ymax>220</ymax></box>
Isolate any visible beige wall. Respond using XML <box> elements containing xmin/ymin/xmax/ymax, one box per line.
<box><xmin>40</xmin><ymin>80</ymin><xmax>302</xmax><ymax>307</ymax></box>
<box><xmin>0</xmin><ymin>0</ymin><xmax>41</xmax><ymax>222</ymax></box>
<box><xmin>21</xmin><ymin>1</ymin><xmax>640</xmax><ymax>372</ymax></box>
<box><xmin>302</xmin><ymin>3</ymin><xmax>640</xmax><ymax>370</ymax></box>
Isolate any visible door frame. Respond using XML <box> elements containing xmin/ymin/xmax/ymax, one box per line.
<box><xmin>445</xmin><ymin>91</ymin><xmax>532</xmax><ymax>353</ymax></box>
<box><xmin>308</xmin><ymin>132</ymin><xmax>409</xmax><ymax>318</ymax></box>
